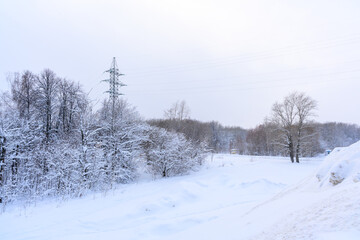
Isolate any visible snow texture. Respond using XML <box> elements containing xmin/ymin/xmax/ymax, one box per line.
<box><xmin>1</xmin><ymin>147</ymin><xmax>360</xmax><ymax>239</ymax></box>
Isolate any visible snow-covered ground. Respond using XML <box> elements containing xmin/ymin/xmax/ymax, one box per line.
<box><xmin>0</xmin><ymin>150</ymin><xmax>359</xmax><ymax>240</ymax></box>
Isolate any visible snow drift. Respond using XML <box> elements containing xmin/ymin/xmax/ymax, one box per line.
<box><xmin>316</xmin><ymin>140</ymin><xmax>360</xmax><ymax>186</ymax></box>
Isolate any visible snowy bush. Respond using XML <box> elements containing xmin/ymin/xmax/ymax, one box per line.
<box><xmin>142</xmin><ymin>127</ymin><xmax>207</xmax><ymax>177</ymax></box>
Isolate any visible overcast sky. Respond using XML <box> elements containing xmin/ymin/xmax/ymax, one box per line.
<box><xmin>1</xmin><ymin>0</ymin><xmax>360</xmax><ymax>128</ymax></box>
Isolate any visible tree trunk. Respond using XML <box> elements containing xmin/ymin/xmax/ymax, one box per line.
<box><xmin>288</xmin><ymin>136</ymin><xmax>294</xmax><ymax>163</ymax></box>
<box><xmin>295</xmin><ymin>143</ymin><xmax>300</xmax><ymax>163</ymax></box>
<box><xmin>295</xmin><ymin>128</ymin><xmax>302</xmax><ymax>163</ymax></box>
<box><xmin>162</xmin><ymin>166</ymin><xmax>167</xmax><ymax>177</ymax></box>
<box><xmin>0</xmin><ymin>135</ymin><xmax>6</xmax><ymax>203</ymax></box>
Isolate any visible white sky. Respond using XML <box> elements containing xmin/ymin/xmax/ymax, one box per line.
<box><xmin>1</xmin><ymin>0</ymin><xmax>360</xmax><ymax>128</ymax></box>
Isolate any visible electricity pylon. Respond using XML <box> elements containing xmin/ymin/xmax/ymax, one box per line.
<box><xmin>103</xmin><ymin>57</ymin><xmax>126</xmax><ymax>101</ymax></box>
<box><xmin>102</xmin><ymin>57</ymin><xmax>126</xmax><ymax>133</ymax></box>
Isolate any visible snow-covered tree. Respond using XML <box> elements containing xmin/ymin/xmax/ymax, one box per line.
<box><xmin>97</xmin><ymin>99</ymin><xmax>145</xmax><ymax>184</ymax></box>
<box><xmin>0</xmin><ymin>68</ymin><xmax>208</xmax><ymax>208</ymax></box>
<box><xmin>142</xmin><ymin>127</ymin><xmax>206</xmax><ymax>177</ymax></box>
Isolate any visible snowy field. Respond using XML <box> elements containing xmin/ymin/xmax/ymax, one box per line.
<box><xmin>1</xmin><ymin>151</ymin><xmax>359</xmax><ymax>240</ymax></box>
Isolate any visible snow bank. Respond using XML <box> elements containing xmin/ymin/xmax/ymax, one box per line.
<box><xmin>250</xmin><ymin>141</ymin><xmax>360</xmax><ymax>239</ymax></box>
<box><xmin>316</xmin><ymin>141</ymin><xmax>360</xmax><ymax>187</ymax></box>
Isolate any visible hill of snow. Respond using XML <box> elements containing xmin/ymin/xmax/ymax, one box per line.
<box><xmin>0</xmin><ymin>148</ymin><xmax>359</xmax><ymax>240</ymax></box>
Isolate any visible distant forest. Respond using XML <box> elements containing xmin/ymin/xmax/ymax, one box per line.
<box><xmin>149</xmin><ymin>119</ymin><xmax>360</xmax><ymax>157</ymax></box>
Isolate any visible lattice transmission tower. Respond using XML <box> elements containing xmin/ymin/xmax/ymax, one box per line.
<box><xmin>102</xmin><ymin>57</ymin><xmax>126</xmax><ymax>132</ymax></box>
<box><xmin>102</xmin><ymin>57</ymin><xmax>126</xmax><ymax>102</ymax></box>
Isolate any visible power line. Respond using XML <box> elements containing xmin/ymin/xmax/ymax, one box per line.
<box><xmin>125</xmin><ymin>69</ymin><xmax>359</xmax><ymax>95</ymax></box>
<box><xmin>126</xmin><ymin>77</ymin><xmax>357</xmax><ymax>96</ymax></box>
<box><xmin>127</xmin><ymin>58</ymin><xmax>360</xmax><ymax>87</ymax></box>
<box><xmin>126</xmin><ymin>34</ymin><xmax>360</xmax><ymax>77</ymax></box>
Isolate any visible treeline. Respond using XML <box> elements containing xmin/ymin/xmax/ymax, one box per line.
<box><xmin>151</xmin><ymin>94</ymin><xmax>360</xmax><ymax>161</ymax></box>
<box><xmin>0</xmin><ymin>69</ymin><xmax>206</xmax><ymax>207</ymax></box>
<box><xmin>148</xmin><ymin>119</ymin><xmax>247</xmax><ymax>153</ymax></box>
<box><xmin>148</xmin><ymin>119</ymin><xmax>360</xmax><ymax>157</ymax></box>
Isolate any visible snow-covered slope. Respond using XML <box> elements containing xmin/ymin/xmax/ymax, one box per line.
<box><xmin>250</xmin><ymin>141</ymin><xmax>360</xmax><ymax>239</ymax></box>
<box><xmin>0</xmin><ymin>149</ymin><xmax>359</xmax><ymax>240</ymax></box>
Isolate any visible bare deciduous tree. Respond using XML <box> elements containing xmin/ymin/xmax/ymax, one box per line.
<box><xmin>271</xmin><ymin>92</ymin><xmax>317</xmax><ymax>163</ymax></box>
<box><xmin>10</xmin><ymin>71</ymin><xmax>36</xmax><ymax>119</ymax></box>
<box><xmin>35</xmin><ymin>69</ymin><xmax>60</xmax><ymax>142</ymax></box>
<box><xmin>164</xmin><ymin>100</ymin><xmax>190</xmax><ymax>120</ymax></box>
<box><xmin>294</xmin><ymin>92</ymin><xmax>317</xmax><ymax>162</ymax></box>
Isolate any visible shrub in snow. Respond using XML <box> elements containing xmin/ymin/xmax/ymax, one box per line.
<box><xmin>142</xmin><ymin>127</ymin><xmax>207</xmax><ymax>178</ymax></box>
